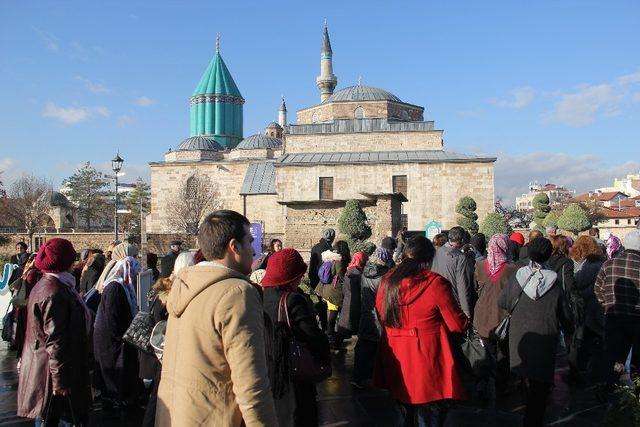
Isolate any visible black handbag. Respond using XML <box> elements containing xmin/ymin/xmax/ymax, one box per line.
<box><xmin>454</xmin><ymin>325</ymin><xmax>495</xmax><ymax>379</ymax></box>
<box><xmin>123</xmin><ymin>297</ymin><xmax>158</xmax><ymax>354</ymax></box>
<box><xmin>1</xmin><ymin>303</ymin><xmax>14</xmax><ymax>343</ymax></box>
<box><xmin>279</xmin><ymin>292</ymin><xmax>332</xmax><ymax>383</ymax></box>
<box><xmin>43</xmin><ymin>394</ymin><xmax>79</xmax><ymax>426</ymax></box>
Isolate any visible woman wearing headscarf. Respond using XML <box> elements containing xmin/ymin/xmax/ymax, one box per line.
<box><xmin>95</xmin><ymin>242</ymin><xmax>139</xmax><ymax>293</ymax></box>
<box><xmin>352</xmin><ymin>246</ymin><xmax>394</xmax><ymax>388</ymax></box>
<box><xmin>78</xmin><ymin>252</ymin><xmax>105</xmax><ymax>295</ymax></box>
<box><xmin>316</xmin><ymin>240</ymin><xmax>350</xmax><ymax>346</ymax></box>
<box><xmin>473</xmin><ymin>234</ymin><xmax>518</xmax><ymax>395</ymax></box>
<box><xmin>261</xmin><ymin>248</ymin><xmax>330</xmax><ymax>427</ymax></box>
<box><xmin>337</xmin><ymin>251</ymin><xmax>369</xmax><ymax>338</ymax></box>
<box><xmin>605</xmin><ymin>235</ymin><xmax>623</xmax><ymax>259</ymax></box>
<box><xmin>12</xmin><ymin>254</ymin><xmax>42</xmax><ymax>360</ymax></box>
<box><xmin>17</xmin><ymin>238</ymin><xmax>92</xmax><ymax>426</ymax></box>
<box><xmin>93</xmin><ymin>254</ymin><xmax>143</xmax><ymax>412</ymax></box>
<box><xmin>375</xmin><ymin>236</ymin><xmax>468</xmax><ymax>426</ymax></box>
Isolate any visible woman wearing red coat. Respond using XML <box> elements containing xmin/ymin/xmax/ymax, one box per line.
<box><xmin>375</xmin><ymin>235</ymin><xmax>468</xmax><ymax>426</ymax></box>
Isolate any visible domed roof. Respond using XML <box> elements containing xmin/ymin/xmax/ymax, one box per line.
<box><xmin>192</xmin><ymin>52</ymin><xmax>243</xmax><ymax>98</ymax></box>
<box><xmin>323</xmin><ymin>85</ymin><xmax>402</xmax><ymax>103</ymax></box>
<box><xmin>236</xmin><ymin>134</ymin><xmax>282</xmax><ymax>150</ymax></box>
<box><xmin>175</xmin><ymin>135</ymin><xmax>224</xmax><ymax>151</ymax></box>
<box><xmin>265</xmin><ymin>121</ymin><xmax>282</xmax><ymax>129</ymax></box>
<box><xmin>39</xmin><ymin>190</ymin><xmax>71</xmax><ymax>208</ymax></box>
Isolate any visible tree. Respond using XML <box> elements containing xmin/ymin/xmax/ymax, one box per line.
<box><xmin>0</xmin><ymin>170</ymin><xmax>5</xmax><ymax>198</ymax></box>
<box><xmin>557</xmin><ymin>203</ymin><xmax>591</xmax><ymax>234</ymax></box>
<box><xmin>166</xmin><ymin>172</ymin><xmax>220</xmax><ymax>235</ymax></box>
<box><xmin>480</xmin><ymin>212</ymin><xmax>513</xmax><ymax>238</ymax></box>
<box><xmin>338</xmin><ymin>199</ymin><xmax>372</xmax><ymax>253</ymax></box>
<box><xmin>122</xmin><ymin>178</ymin><xmax>151</xmax><ymax>243</ymax></box>
<box><xmin>5</xmin><ymin>174</ymin><xmax>51</xmax><ymax>247</ymax></box>
<box><xmin>494</xmin><ymin>197</ymin><xmax>532</xmax><ymax>229</ymax></box>
<box><xmin>542</xmin><ymin>211</ymin><xmax>560</xmax><ymax>228</ymax></box>
<box><xmin>532</xmin><ymin>193</ymin><xmax>551</xmax><ymax>232</ymax></box>
<box><xmin>456</xmin><ymin>196</ymin><xmax>479</xmax><ymax>234</ymax></box>
<box><xmin>62</xmin><ymin>162</ymin><xmax>111</xmax><ymax>230</ymax></box>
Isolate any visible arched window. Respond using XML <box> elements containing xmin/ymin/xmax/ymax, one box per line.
<box><xmin>354</xmin><ymin>107</ymin><xmax>365</xmax><ymax>119</ymax></box>
<box><xmin>400</xmin><ymin>110</ymin><xmax>410</xmax><ymax>121</ymax></box>
<box><xmin>312</xmin><ymin>112</ymin><xmax>320</xmax><ymax>123</ymax></box>
<box><xmin>186</xmin><ymin>175</ymin><xmax>197</xmax><ymax>197</ymax></box>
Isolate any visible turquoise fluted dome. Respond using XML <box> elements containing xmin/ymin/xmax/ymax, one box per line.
<box><xmin>189</xmin><ymin>48</ymin><xmax>244</xmax><ymax>149</ymax></box>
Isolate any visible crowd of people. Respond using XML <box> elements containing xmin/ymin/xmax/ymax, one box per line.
<box><xmin>3</xmin><ymin>210</ymin><xmax>640</xmax><ymax>426</ymax></box>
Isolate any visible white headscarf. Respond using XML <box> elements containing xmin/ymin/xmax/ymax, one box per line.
<box><xmin>95</xmin><ymin>243</ymin><xmax>138</xmax><ymax>293</ymax></box>
<box><xmin>103</xmin><ymin>256</ymin><xmax>142</xmax><ymax>317</ymax></box>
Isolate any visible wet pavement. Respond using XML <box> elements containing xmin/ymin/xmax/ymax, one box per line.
<box><xmin>0</xmin><ymin>339</ymin><xmax>609</xmax><ymax>426</ymax></box>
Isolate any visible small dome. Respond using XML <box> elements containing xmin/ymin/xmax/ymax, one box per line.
<box><xmin>323</xmin><ymin>85</ymin><xmax>402</xmax><ymax>103</ymax></box>
<box><xmin>265</xmin><ymin>121</ymin><xmax>282</xmax><ymax>129</ymax></box>
<box><xmin>39</xmin><ymin>191</ymin><xmax>71</xmax><ymax>208</ymax></box>
<box><xmin>175</xmin><ymin>135</ymin><xmax>224</xmax><ymax>151</ymax></box>
<box><xmin>236</xmin><ymin>134</ymin><xmax>282</xmax><ymax>150</ymax></box>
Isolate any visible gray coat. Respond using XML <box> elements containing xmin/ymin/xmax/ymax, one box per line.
<box><xmin>357</xmin><ymin>262</ymin><xmax>389</xmax><ymax>342</ymax></box>
<box><xmin>431</xmin><ymin>243</ymin><xmax>476</xmax><ymax>318</ymax></box>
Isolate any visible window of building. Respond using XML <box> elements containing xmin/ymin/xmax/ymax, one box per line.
<box><xmin>400</xmin><ymin>110</ymin><xmax>410</xmax><ymax>121</ymax></box>
<box><xmin>354</xmin><ymin>107</ymin><xmax>365</xmax><ymax>119</ymax></box>
<box><xmin>392</xmin><ymin>175</ymin><xmax>408</xmax><ymax>196</ymax></box>
<box><xmin>628</xmin><ymin>219</ymin><xmax>632</xmax><ymax>225</ymax></box>
<box><xmin>319</xmin><ymin>177</ymin><xmax>334</xmax><ymax>200</ymax></box>
<box><xmin>615</xmin><ymin>219</ymin><xmax>619</xmax><ymax>225</ymax></box>
<box><xmin>34</xmin><ymin>237</ymin><xmax>46</xmax><ymax>251</ymax></box>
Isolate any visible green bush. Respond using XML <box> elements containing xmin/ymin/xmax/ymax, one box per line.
<box><xmin>480</xmin><ymin>212</ymin><xmax>513</xmax><ymax>238</ymax></box>
<box><xmin>532</xmin><ymin>193</ymin><xmax>551</xmax><ymax>230</ymax></box>
<box><xmin>557</xmin><ymin>203</ymin><xmax>591</xmax><ymax>234</ymax></box>
<box><xmin>456</xmin><ymin>196</ymin><xmax>479</xmax><ymax>235</ymax></box>
<box><xmin>604</xmin><ymin>377</ymin><xmax>640</xmax><ymax>427</ymax></box>
<box><xmin>338</xmin><ymin>200</ymin><xmax>372</xmax><ymax>253</ymax></box>
<box><xmin>542</xmin><ymin>211</ymin><xmax>560</xmax><ymax>228</ymax></box>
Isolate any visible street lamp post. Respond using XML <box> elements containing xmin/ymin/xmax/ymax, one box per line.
<box><xmin>111</xmin><ymin>153</ymin><xmax>124</xmax><ymax>240</ymax></box>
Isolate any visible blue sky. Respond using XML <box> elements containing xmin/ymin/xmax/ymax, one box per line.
<box><xmin>1</xmin><ymin>0</ymin><xmax>639</xmax><ymax>203</ymax></box>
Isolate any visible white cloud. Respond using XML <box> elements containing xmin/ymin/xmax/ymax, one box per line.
<box><xmin>494</xmin><ymin>151</ymin><xmax>640</xmax><ymax>205</ymax></box>
<box><xmin>489</xmin><ymin>86</ymin><xmax>535</xmax><ymax>109</ymax></box>
<box><xmin>74</xmin><ymin>76</ymin><xmax>109</xmax><ymax>94</ymax></box>
<box><xmin>134</xmin><ymin>96</ymin><xmax>156</xmax><ymax>107</ymax></box>
<box><xmin>42</xmin><ymin>102</ymin><xmax>111</xmax><ymax>125</ymax></box>
<box><xmin>32</xmin><ymin>27</ymin><xmax>59</xmax><ymax>52</ymax></box>
<box><xmin>116</xmin><ymin>115</ymin><xmax>135</xmax><ymax>127</ymax></box>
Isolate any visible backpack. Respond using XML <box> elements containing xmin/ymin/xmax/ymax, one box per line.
<box><xmin>318</xmin><ymin>261</ymin><xmax>334</xmax><ymax>285</ymax></box>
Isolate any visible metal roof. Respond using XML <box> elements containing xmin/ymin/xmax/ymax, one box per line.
<box><xmin>192</xmin><ymin>52</ymin><xmax>243</xmax><ymax>98</ymax></box>
<box><xmin>322</xmin><ymin>85</ymin><xmax>401</xmax><ymax>103</ymax></box>
<box><xmin>236</xmin><ymin>134</ymin><xmax>282</xmax><ymax>150</ymax></box>
<box><xmin>275</xmin><ymin>151</ymin><xmax>496</xmax><ymax>166</ymax></box>
<box><xmin>240</xmin><ymin>162</ymin><xmax>276</xmax><ymax>195</ymax></box>
<box><xmin>175</xmin><ymin>135</ymin><xmax>225</xmax><ymax>151</ymax></box>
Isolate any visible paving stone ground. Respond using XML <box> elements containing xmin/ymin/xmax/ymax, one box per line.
<box><xmin>0</xmin><ymin>339</ymin><xmax>610</xmax><ymax>426</ymax></box>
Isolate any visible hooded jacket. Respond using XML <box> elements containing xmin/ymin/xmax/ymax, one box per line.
<box><xmin>498</xmin><ymin>265</ymin><xmax>573</xmax><ymax>383</ymax></box>
<box><xmin>156</xmin><ymin>265</ymin><xmax>277</xmax><ymax>427</ymax></box>
<box><xmin>373</xmin><ymin>270</ymin><xmax>468</xmax><ymax>404</ymax></box>
<box><xmin>357</xmin><ymin>262</ymin><xmax>390</xmax><ymax>341</ymax></box>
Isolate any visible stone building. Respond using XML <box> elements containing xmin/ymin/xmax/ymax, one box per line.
<box><xmin>147</xmin><ymin>25</ymin><xmax>496</xmax><ymax>249</ymax></box>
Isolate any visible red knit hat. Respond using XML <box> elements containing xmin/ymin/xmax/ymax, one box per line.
<box><xmin>510</xmin><ymin>232</ymin><xmax>525</xmax><ymax>246</ymax></box>
<box><xmin>34</xmin><ymin>238</ymin><xmax>76</xmax><ymax>273</ymax></box>
<box><xmin>260</xmin><ymin>248</ymin><xmax>307</xmax><ymax>288</ymax></box>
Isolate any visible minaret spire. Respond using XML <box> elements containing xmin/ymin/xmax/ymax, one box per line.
<box><xmin>316</xmin><ymin>21</ymin><xmax>337</xmax><ymax>102</ymax></box>
<box><xmin>278</xmin><ymin>96</ymin><xmax>287</xmax><ymax>127</ymax></box>
<box><xmin>215</xmin><ymin>33</ymin><xmax>220</xmax><ymax>53</ymax></box>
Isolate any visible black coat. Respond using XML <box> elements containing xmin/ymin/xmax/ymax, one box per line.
<box><xmin>138</xmin><ymin>294</ymin><xmax>168</xmax><ymax>380</ymax></box>
<box><xmin>93</xmin><ymin>281</ymin><xmax>141</xmax><ymax>401</ymax></box>
<box><xmin>498</xmin><ymin>273</ymin><xmax>573</xmax><ymax>383</ymax></box>
<box><xmin>337</xmin><ymin>269</ymin><xmax>363</xmax><ymax>335</ymax></box>
<box><xmin>547</xmin><ymin>254</ymin><xmax>582</xmax><ymax>321</ymax></box>
<box><xmin>160</xmin><ymin>251</ymin><xmax>179</xmax><ymax>278</ymax></box>
<box><xmin>358</xmin><ymin>262</ymin><xmax>389</xmax><ymax>342</ymax></box>
<box><xmin>575</xmin><ymin>256</ymin><xmax>605</xmax><ymax>335</ymax></box>
<box><xmin>308</xmin><ymin>239</ymin><xmax>332</xmax><ymax>288</ymax></box>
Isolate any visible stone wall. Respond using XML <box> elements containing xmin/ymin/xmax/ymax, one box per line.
<box><xmin>275</xmin><ymin>161</ymin><xmax>495</xmax><ymax>231</ymax></box>
<box><xmin>296</xmin><ymin>100</ymin><xmax>424</xmax><ymax>124</ymax></box>
<box><xmin>284</xmin><ymin>130</ymin><xmax>444</xmax><ymax>153</ymax></box>
<box><xmin>244</xmin><ymin>194</ymin><xmax>285</xmax><ymax>235</ymax></box>
<box><xmin>0</xmin><ymin>232</ymin><xmax>117</xmax><ymax>258</ymax></box>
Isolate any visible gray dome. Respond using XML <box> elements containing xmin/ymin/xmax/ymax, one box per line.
<box><xmin>39</xmin><ymin>190</ymin><xmax>71</xmax><ymax>208</ymax></box>
<box><xmin>236</xmin><ymin>134</ymin><xmax>282</xmax><ymax>150</ymax></box>
<box><xmin>175</xmin><ymin>135</ymin><xmax>224</xmax><ymax>151</ymax></box>
<box><xmin>265</xmin><ymin>121</ymin><xmax>282</xmax><ymax>129</ymax></box>
<box><xmin>323</xmin><ymin>85</ymin><xmax>402</xmax><ymax>103</ymax></box>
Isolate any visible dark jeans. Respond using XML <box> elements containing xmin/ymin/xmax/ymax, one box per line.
<box><xmin>486</xmin><ymin>337</ymin><xmax>510</xmax><ymax>392</ymax></box>
<box><xmin>327</xmin><ymin>309</ymin><xmax>339</xmax><ymax>337</ymax></box>
<box><xmin>523</xmin><ymin>379</ymin><xmax>551</xmax><ymax>427</ymax></box>
<box><xmin>573</xmin><ymin>326</ymin><xmax>605</xmax><ymax>381</ymax></box>
<box><xmin>142</xmin><ymin>377</ymin><xmax>160</xmax><ymax>427</ymax></box>
<box><xmin>314</xmin><ymin>300</ymin><xmax>328</xmax><ymax>331</ymax></box>
<box><xmin>604</xmin><ymin>314</ymin><xmax>640</xmax><ymax>384</ymax></box>
<box><xmin>353</xmin><ymin>338</ymin><xmax>378</xmax><ymax>383</ymax></box>
<box><xmin>397</xmin><ymin>401</ymin><xmax>448</xmax><ymax>427</ymax></box>
<box><xmin>294</xmin><ymin>381</ymin><xmax>318</xmax><ymax>427</ymax></box>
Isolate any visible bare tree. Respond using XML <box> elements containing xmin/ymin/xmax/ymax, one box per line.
<box><xmin>5</xmin><ymin>174</ymin><xmax>51</xmax><ymax>247</ymax></box>
<box><xmin>166</xmin><ymin>172</ymin><xmax>221</xmax><ymax>235</ymax></box>
<box><xmin>495</xmin><ymin>197</ymin><xmax>532</xmax><ymax>229</ymax></box>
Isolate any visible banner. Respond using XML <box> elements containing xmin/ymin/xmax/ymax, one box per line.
<box><xmin>250</xmin><ymin>223</ymin><xmax>263</xmax><ymax>260</ymax></box>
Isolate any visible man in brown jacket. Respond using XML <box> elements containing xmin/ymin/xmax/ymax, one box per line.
<box><xmin>156</xmin><ymin>210</ymin><xmax>278</xmax><ymax>426</ymax></box>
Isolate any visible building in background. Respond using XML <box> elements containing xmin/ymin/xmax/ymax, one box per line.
<box><xmin>515</xmin><ymin>182</ymin><xmax>575</xmax><ymax>212</ymax></box>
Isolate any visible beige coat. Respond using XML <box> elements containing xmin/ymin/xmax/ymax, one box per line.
<box><xmin>156</xmin><ymin>265</ymin><xmax>277</xmax><ymax>427</ymax></box>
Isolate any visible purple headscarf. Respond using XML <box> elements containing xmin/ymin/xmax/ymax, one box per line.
<box><xmin>606</xmin><ymin>235</ymin><xmax>622</xmax><ymax>259</ymax></box>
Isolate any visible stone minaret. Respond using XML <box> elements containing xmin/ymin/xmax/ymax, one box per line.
<box><xmin>278</xmin><ymin>96</ymin><xmax>287</xmax><ymax>127</ymax></box>
<box><xmin>316</xmin><ymin>21</ymin><xmax>337</xmax><ymax>102</ymax></box>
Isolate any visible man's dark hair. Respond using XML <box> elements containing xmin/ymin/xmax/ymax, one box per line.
<box><xmin>198</xmin><ymin>210</ymin><xmax>250</xmax><ymax>261</ymax></box>
<box><xmin>528</xmin><ymin>230</ymin><xmax>543</xmax><ymax>242</ymax></box>
<box><xmin>16</xmin><ymin>242</ymin><xmax>27</xmax><ymax>251</ymax></box>
<box><xmin>589</xmin><ymin>228</ymin><xmax>600</xmax><ymax>238</ymax></box>
<box><xmin>448</xmin><ymin>226</ymin><xmax>465</xmax><ymax>243</ymax></box>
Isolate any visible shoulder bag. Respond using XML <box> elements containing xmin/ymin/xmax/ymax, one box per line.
<box><xmin>279</xmin><ymin>292</ymin><xmax>332</xmax><ymax>383</ymax></box>
<box><xmin>492</xmin><ymin>271</ymin><xmax>535</xmax><ymax>342</ymax></box>
<box><xmin>454</xmin><ymin>324</ymin><xmax>495</xmax><ymax>379</ymax></box>
<box><xmin>123</xmin><ymin>297</ymin><xmax>158</xmax><ymax>354</ymax></box>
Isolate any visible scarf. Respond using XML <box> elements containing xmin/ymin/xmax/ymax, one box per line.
<box><xmin>370</xmin><ymin>247</ymin><xmax>393</xmax><ymax>268</ymax></box>
<box><xmin>103</xmin><ymin>256</ymin><xmax>141</xmax><ymax>317</ymax></box>
<box><xmin>46</xmin><ymin>271</ymin><xmax>93</xmax><ymax>335</ymax></box>
<box><xmin>347</xmin><ymin>251</ymin><xmax>368</xmax><ymax>272</ymax></box>
<box><xmin>606</xmin><ymin>235</ymin><xmax>622</xmax><ymax>259</ymax></box>
<box><xmin>95</xmin><ymin>243</ymin><xmax>138</xmax><ymax>293</ymax></box>
<box><xmin>487</xmin><ymin>234</ymin><xmax>509</xmax><ymax>276</ymax></box>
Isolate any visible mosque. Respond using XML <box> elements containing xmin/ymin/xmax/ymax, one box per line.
<box><xmin>147</xmin><ymin>25</ymin><xmax>496</xmax><ymax>249</ymax></box>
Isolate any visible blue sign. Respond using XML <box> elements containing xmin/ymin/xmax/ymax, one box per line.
<box><xmin>425</xmin><ymin>220</ymin><xmax>442</xmax><ymax>240</ymax></box>
<box><xmin>250</xmin><ymin>223</ymin><xmax>263</xmax><ymax>260</ymax></box>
